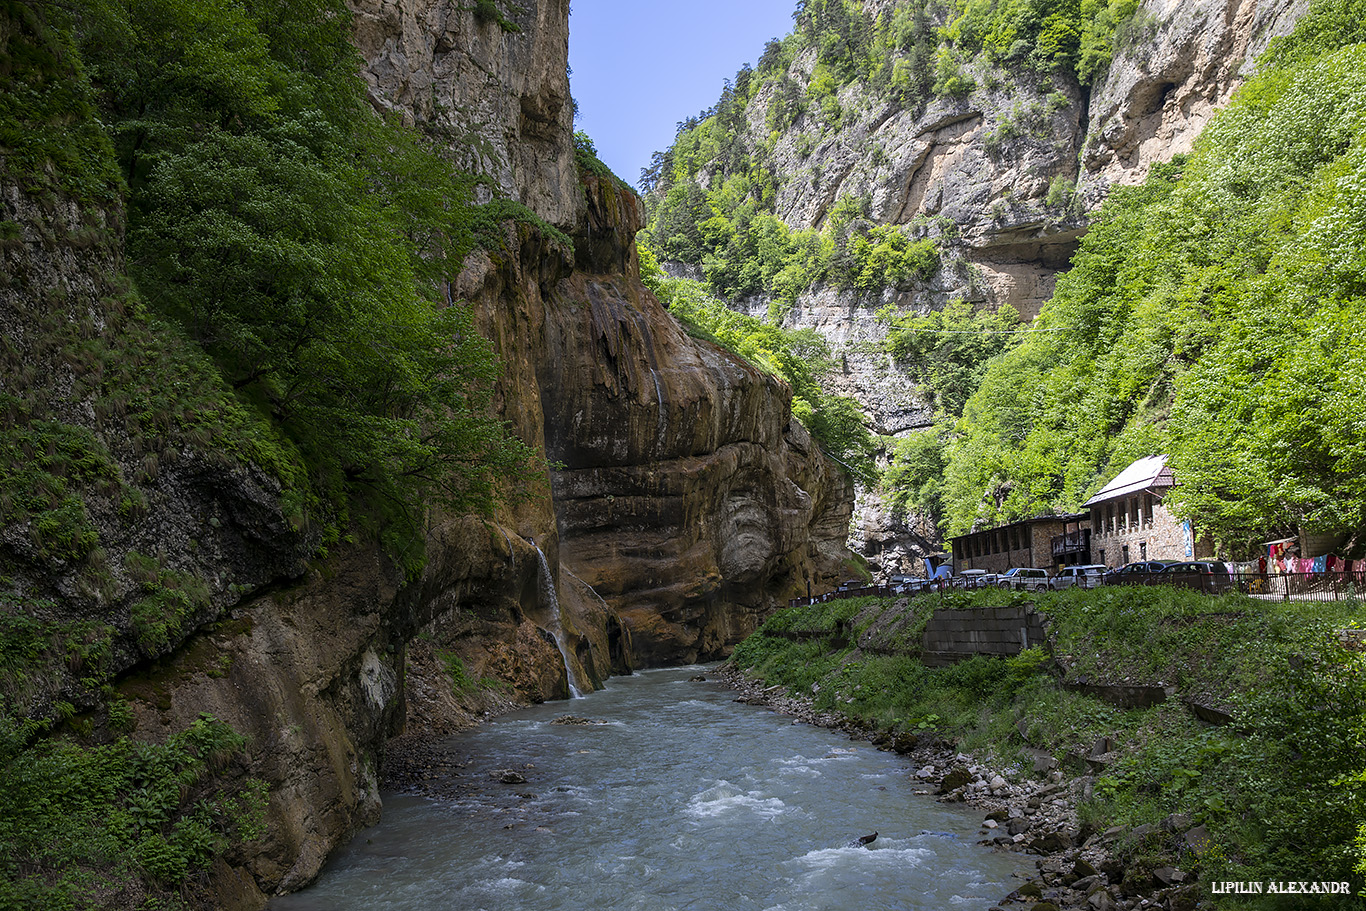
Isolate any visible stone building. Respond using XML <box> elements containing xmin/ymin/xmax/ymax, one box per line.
<box><xmin>1083</xmin><ymin>455</ymin><xmax>1213</xmax><ymax>568</ymax></box>
<box><xmin>950</xmin><ymin>514</ymin><xmax>1088</xmax><ymax>574</ymax></box>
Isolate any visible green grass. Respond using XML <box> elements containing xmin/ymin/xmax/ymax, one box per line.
<box><xmin>730</xmin><ymin>586</ymin><xmax>1366</xmax><ymax>904</ymax></box>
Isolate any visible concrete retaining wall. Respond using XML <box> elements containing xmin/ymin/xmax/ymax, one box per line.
<box><xmin>921</xmin><ymin>606</ymin><xmax>1047</xmax><ymax>667</ymax></box>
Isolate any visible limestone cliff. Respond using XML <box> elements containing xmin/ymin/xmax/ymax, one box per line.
<box><xmin>1</xmin><ymin>0</ymin><xmax>854</xmax><ymax>905</ymax></box>
<box><xmin>450</xmin><ymin>175</ymin><xmax>853</xmax><ymax>667</ymax></box>
<box><xmin>649</xmin><ymin>0</ymin><xmax>1307</xmax><ymax>576</ymax></box>
<box><xmin>344</xmin><ymin>0</ymin><xmax>854</xmax><ymax>669</ymax></box>
<box><xmin>1080</xmin><ymin>0</ymin><xmax>1309</xmax><ymax>196</ymax></box>
<box><xmin>348</xmin><ymin>0</ymin><xmax>579</xmax><ymax>226</ymax></box>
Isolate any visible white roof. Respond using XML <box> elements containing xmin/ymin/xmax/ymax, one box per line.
<box><xmin>1083</xmin><ymin>455</ymin><xmax>1174</xmax><ymax>507</ymax></box>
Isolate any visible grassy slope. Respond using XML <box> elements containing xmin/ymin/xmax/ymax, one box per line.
<box><xmin>730</xmin><ymin>587</ymin><xmax>1366</xmax><ymax>904</ymax></box>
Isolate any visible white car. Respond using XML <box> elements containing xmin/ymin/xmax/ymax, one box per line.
<box><xmin>997</xmin><ymin>567</ymin><xmax>1051</xmax><ymax>591</ymax></box>
<box><xmin>955</xmin><ymin>569</ymin><xmax>991</xmax><ymax>589</ymax></box>
<box><xmin>1050</xmin><ymin>564</ymin><xmax>1108</xmax><ymax>590</ymax></box>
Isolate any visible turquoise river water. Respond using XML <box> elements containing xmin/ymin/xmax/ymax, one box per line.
<box><xmin>270</xmin><ymin>666</ymin><xmax>1027</xmax><ymax>910</ymax></box>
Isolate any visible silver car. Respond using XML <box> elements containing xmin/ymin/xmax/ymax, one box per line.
<box><xmin>997</xmin><ymin>567</ymin><xmax>1051</xmax><ymax>591</ymax></box>
<box><xmin>1050</xmin><ymin>564</ymin><xmax>1108</xmax><ymax>590</ymax></box>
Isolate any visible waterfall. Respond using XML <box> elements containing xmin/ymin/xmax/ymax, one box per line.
<box><xmin>650</xmin><ymin>368</ymin><xmax>668</xmax><ymax>456</ymax></box>
<box><xmin>533</xmin><ymin>545</ymin><xmax>582</xmax><ymax>698</ymax></box>
<box><xmin>563</xmin><ymin>566</ymin><xmax>610</xmax><ymax>613</ymax></box>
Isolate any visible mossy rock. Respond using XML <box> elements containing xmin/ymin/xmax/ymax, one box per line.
<box><xmin>939</xmin><ymin>765</ymin><xmax>972</xmax><ymax>793</ymax></box>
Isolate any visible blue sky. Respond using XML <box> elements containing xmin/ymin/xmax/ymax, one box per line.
<box><xmin>568</xmin><ymin>0</ymin><xmax>799</xmax><ymax>189</ymax></box>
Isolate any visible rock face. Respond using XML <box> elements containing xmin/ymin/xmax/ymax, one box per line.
<box><xmin>670</xmin><ymin>0</ymin><xmax>1306</xmax><ymax>576</ymax></box>
<box><xmin>348</xmin><ymin>0</ymin><xmax>579</xmax><ymax>227</ymax></box>
<box><xmin>0</xmin><ymin>179</ymin><xmax>316</xmax><ymax>719</ymax></box>
<box><xmin>454</xmin><ymin>174</ymin><xmax>853</xmax><ymax>668</ymax></box>
<box><xmin>3</xmin><ymin>1</ymin><xmax>854</xmax><ymax>906</ymax></box>
<box><xmin>1081</xmin><ymin>0</ymin><xmax>1310</xmax><ymax>198</ymax></box>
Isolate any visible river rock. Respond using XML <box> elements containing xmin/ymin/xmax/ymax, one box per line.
<box><xmin>939</xmin><ymin>766</ymin><xmax>973</xmax><ymax>793</ymax></box>
<box><xmin>1184</xmin><ymin>824</ymin><xmax>1212</xmax><ymax>853</ymax></box>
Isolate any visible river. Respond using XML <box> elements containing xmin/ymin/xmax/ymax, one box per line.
<box><xmin>270</xmin><ymin>666</ymin><xmax>1027</xmax><ymax>910</ymax></box>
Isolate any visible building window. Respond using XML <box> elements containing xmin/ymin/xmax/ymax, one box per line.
<box><xmin>1140</xmin><ymin>541</ymin><xmax>1147</xmax><ymax>560</ymax></box>
<box><xmin>1100</xmin><ymin>548</ymin><xmax>1106</xmax><ymax>565</ymax></box>
<box><xmin>1122</xmin><ymin>544</ymin><xmax>1130</xmax><ymax>563</ymax></box>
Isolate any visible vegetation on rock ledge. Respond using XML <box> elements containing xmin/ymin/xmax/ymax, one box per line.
<box><xmin>0</xmin><ymin>0</ymin><xmax>556</xmax><ymax>902</ymax></box>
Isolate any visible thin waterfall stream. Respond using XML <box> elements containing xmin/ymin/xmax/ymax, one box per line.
<box><xmin>534</xmin><ymin>545</ymin><xmax>582</xmax><ymax>698</ymax></box>
<box><xmin>270</xmin><ymin>666</ymin><xmax>1028</xmax><ymax>910</ymax></box>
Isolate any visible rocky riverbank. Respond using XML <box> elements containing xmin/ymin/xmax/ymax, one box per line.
<box><xmin>713</xmin><ymin>665</ymin><xmax>1207</xmax><ymax>911</ymax></box>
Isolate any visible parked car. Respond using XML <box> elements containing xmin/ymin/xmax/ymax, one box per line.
<box><xmin>1157</xmin><ymin>560</ymin><xmax>1235</xmax><ymax>594</ymax></box>
<box><xmin>955</xmin><ymin>569</ymin><xmax>991</xmax><ymax>589</ymax></box>
<box><xmin>997</xmin><ymin>567</ymin><xmax>1050</xmax><ymax>591</ymax></box>
<box><xmin>1103</xmin><ymin>560</ymin><xmax>1180</xmax><ymax>586</ymax></box>
<box><xmin>887</xmin><ymin>576</ymin><xmax>923</xmax><ymax>595</ymax></box>
<box><xmin>1050</xmin><ymin>564</ymin><xmax>1108</xmax><ymax>590</ymax></box>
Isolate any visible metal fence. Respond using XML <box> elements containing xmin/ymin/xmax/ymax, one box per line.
<box><xmin>1106</xmin><ymin>569</ymin><xmax>1365</xmax><ymax>600</ymax></box>
<box><xmin>790</xmin><ymin>570</ymin><xmax>1366</xmax><ymax>609</ymax></box>
<box><xmin>1231</xmin><ymin>570</ymin><xmax>1365</xmax><ymax>602</ymax></box>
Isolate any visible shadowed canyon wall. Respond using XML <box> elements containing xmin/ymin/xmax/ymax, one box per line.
<box><xmin>1</xmin><ymin>0</ymin><xmax>853</xmax><ymax>904</ymax></box>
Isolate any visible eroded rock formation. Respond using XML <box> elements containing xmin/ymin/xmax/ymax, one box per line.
<box><xmin>2</xmin><ymin>0</ymin><xmax>855</xmax><ymax>904</ymax></box>
<box><xmin>685</xmin><ymin>0</ymin><xmax>1307</xmax><ymax>575</ymax></box>
<box><xmin>451</xmin><ymin>173</ymin><xmax>853</xmax><ymax>668</ymax></box>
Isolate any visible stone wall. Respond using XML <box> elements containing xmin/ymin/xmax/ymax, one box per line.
<box><xmin>921</xmin><ymin>606</ymin><xmax>1047</xmax><ymax>667</ymax></box>
<box><xmin>1089</xmin><ymin>495</ymin><xmax>1213</xmax><ymax>568</ymax></box>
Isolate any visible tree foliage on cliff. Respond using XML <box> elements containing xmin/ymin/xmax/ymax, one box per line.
<box><xmin>640</xmin><ymin>0</ymin><xmax>1141</xmax><ymax>302</ymax></box>
<box><xmin>934</xmin><ymin>2</ymin><xmax>1366</xmax><ymax>552</ymax></box>
<box><xmin>640</xmin><ymin>248</ymin><xmax>877</xmax><ymax>482</ymax></box>
<box><xmin>54</xmin><ymin>0</ymin><xmax>541</xmax><ymax>561</ymax></box>
<box><xmin>0</xmin><ymin>712</ymin><xmax>267</xmax><ymax>909</ymax></box>
<box><xmin>636</xmin><ymin>0</ymin><xmax>1143</xmax><ymax>510</ymax></box>
<box><xmin>878</xmin><ymin>298</ymin><xmax>1022</xmax><ymax>528</ymax></box>
<box><xmin>1</xmin><ymin>1</ymin><xmax>544</xmax><ymax>902</ymax></box>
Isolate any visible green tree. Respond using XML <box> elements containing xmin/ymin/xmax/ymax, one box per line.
<box><xmin>882</xmin><ymin>297</ymin><xmax>1021</xmax><ymax>418</ymax></box>
<box><xmin>68</xmin><ymin>0</ymin><xmax>541</xmax><ymax>566</ymax></box>
<box><xmin>936</xmin><ymin>24</ymin><xmax>1366</xmax><ymax>549</ymax></box>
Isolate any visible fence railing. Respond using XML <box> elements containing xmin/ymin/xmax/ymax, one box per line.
<box><xmin>1108</xmin><ymin>569</ymin><xmax>1365</xmax><ymax>600</ymax></box>
<box><xmin>1232</xmin><ymin>570</ymin><xmax>1365</xmax><ymax>601</ymax></box>
<box><xmin>790</xmin><ymin>570</ymin><xmax>1366</xmax><ymax>608</ymax></box>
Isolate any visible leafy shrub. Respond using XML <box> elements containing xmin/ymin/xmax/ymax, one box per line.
<box><xmin>939</xmin><ymin>29</ymin><xmax>1366</xmax><ymax>544</ymax></box>
<box><xmin>472</xmin><ymin>0</ymin><xmax>521</xmax><ymax>32</ymax></box>
<box><xmin>0</xmin><ymin>713</ymin><xmax>267</xmax><ymax>906</ymax></box>
<box><xmin>42</xmin><ymin>0</ymin><xmax>545</xmax><ymax>575</ymax></box>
